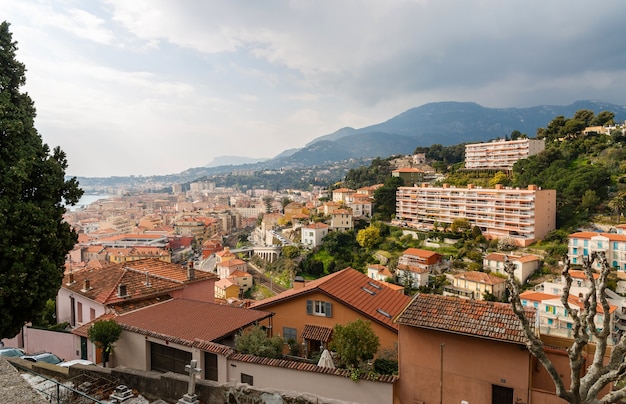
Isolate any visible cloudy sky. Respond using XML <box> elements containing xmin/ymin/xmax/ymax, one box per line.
<box><xmin>2</xmin><ymin>1</ymin><xmax>626</xmax><ymax>178</ymax></box>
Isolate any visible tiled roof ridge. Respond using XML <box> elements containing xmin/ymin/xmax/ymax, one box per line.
<box><xmin>124</xmin><ymin>266</ymin><xmax>184</xmax><ymax>284</ymax></box>
<box><xmin>228</xmin><ymin>352</ymin><xmax>397</xmax><ymax>383</ymax></box>
<box><xmin>117</xmin><ymin>324</ymin><xmax>195</xmax><ymax>348</ymax></box>
<box><xmin>96</xmin><ymin>267</ymin><xmax>130</xmax><ymax>303</ymax></box>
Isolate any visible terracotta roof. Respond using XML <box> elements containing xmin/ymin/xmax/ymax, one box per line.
<box><xmin>61</xmin><ymin>258</ymin><xmax>217</xmax><ymax>305</ymax></box>
<box><xmin>569</xmin><ymin>270</ymin><xmax>599</xmax><ymax>280</ymax></box>
<box><xmin>484</xmin><ymin>253</ymin><xmax>540</xmax><ymax>263</ymax></box>
<box><xmin>301</xmin><ymin>324</ymin><xmax>333</xmax><ymax>342</ymax></box>
<box><xmin>392</xmin><ymin>168</ymin><xmax>423</xmax><ymax>173</ymax></box>
<box><xmin>116</xmin><ymin>298</ymin><xmax>273</xmax><ymax>343</ymax></box>
<box><xmin>397</xmin><ymin>264</ymin><xmax>430</xmax><ymax>274</ymax></box>
<box><xmin>304</xmin><ymin>222</ymin><xmax>329</xmax><ymax>229</ymax></box>
<box><xmin>250</xmin><ymin>268</ymin><xmax>411</xmax><ymax>331</ymax></box>
<box><xmin>219</xmin><ymin>258</ymin><xmax>247</xmax><ymax>267</ymax></box>
<box><xmin>519</xmin><ymin>291</ymin><xmax>558</xmax><ymax>302</ymax></box>
<box><xmin>395</xmin><ymin>294</ymin><xmax>534</xmax><ymax>344</ymax></box>
<box><xmin>568</xmin><ymin>232</ymin><xmax>626</xmax><ymax>242</ymax></box>
<box><xmin>454</xmin><ymin>271</ymin><xmax>506</xmax><ymax>285</ymax></box>
<box><xmin>402</xmin><ymin>248</ymin><xmax>439</xmax><ymax>258</ymax></box>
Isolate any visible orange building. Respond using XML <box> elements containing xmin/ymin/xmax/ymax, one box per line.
<box><xmin>250</xmin><ymin>268</ymin><xmax>410</xmax><ymax>356</ymax></box>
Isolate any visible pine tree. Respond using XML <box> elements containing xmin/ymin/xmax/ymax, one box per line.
<box><xmin>0</xmin><ymin>21</ymin><xmax>83</xmax><ymax>338</ymax></box>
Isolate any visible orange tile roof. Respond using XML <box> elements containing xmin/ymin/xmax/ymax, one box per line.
<box><xmin>569</xmin><ymin>270</ymin><xmax>599</xmax><ymax>280</ymax></box>
<box><xmin>301</xmin><ymin>324</ymin><xmax>333</xmax><ymax>342</ymax></box>
<box><xmin>219</xmin><ymin>258</ymin><xmax>247</xmax><ymax>267</ymax></box>
<box><xmin>250</xmin><ymin>268</ymin><xmax>411</xmax><ymax>331</ymax></box>
<box><xmin>116</xmin><ymin>298</ymin><xmax>273</xmax><ymax>343</ymax></box>
<box><xmin>393</xmin><ymin>168</ymin><xmax>423</xmax><ymax>173</ymax></box>
<box><xmin>519</xmin><ymin>291</ymin><xmax>559</xmax><ymax>301</ymax></box>
<box><xmin>402</xmin><ymin>248</ymin><xmax>439</xmax><ymax>258</ymax></box>
<box><xmin>304</xmin><ymin>222</ymin><xmax>329</xmax><ymax>229</ymax></box>
<box><xmin>485</xmin><ymin>253</ymin><xmax>541</xmax><ymax>263</ymax></box>
<box><xmin>395</xmin><ymin>294</ymin><xmax>534</xmax><ymax>344</ymax></box>
<box><xmin>568</xmin><ymin>232</ymin><xmax>626</xmax><ymax>242</ymax></box>
<box><xmin>62</xmin><ymin>258</ymin><xmax>217</xmax><ymax>305</ymax></box>
<box><xmin>454</xmin><ymin>271</ymin><xmax>506</xmax><ymax>285</ymax></box>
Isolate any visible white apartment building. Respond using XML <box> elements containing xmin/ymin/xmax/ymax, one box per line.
<box><xmin>464</xmin><ymin>138</ymin><xmax>545</xmax><ymax>170</ymax></box>
<box><xmin>396</xmin><ymin>183</ymin><xmax>556</xmax><ymax>246</ymax></box>
<box><xmin>301</xmin><ymin>222</ymin><xmax>329</xmax><ymax>248</ymax></box>
<box><xmin>568</xmin><ymin>231</ymin><xmax>626</xmax><ymax>275</ymax></box>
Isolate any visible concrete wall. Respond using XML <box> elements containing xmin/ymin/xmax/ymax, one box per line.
<box><xmin>19</xmin><ymin>327</ymin><xmax>79</xmax><ymax>362</ymax></box>
<box><xmin>228</xmin><ymin>358</ymin><xmax>393</xmax><ymax>404</ymax></box>
<box><xmin>395</xmin><ymin>325</ymin><xmax>532</xmax><ymax>404</ymax></box>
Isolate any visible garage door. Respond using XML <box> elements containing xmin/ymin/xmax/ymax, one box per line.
<box><xmin>150</xmin><ymin>342</ymin><xmax>192</xmax><ymax>374</ymax></box>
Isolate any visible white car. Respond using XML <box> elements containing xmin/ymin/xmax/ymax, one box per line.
<box><xmin>58</xmin><ymin>359</ymin><xmax>95</xmax><ymax>367</ymax></box>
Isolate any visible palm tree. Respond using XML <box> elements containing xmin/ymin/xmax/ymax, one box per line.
<box><xmin>608</xmin><ymin>193</ymin><xmax>626</xmax><ymax>224</ymax></box>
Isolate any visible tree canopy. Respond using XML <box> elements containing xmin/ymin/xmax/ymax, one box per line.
<box><xmin>330</xmin><ymin>318</ymin><xmax>380</xmax><ymax>368</ymax></box>
<box><xmin>0</xmin><ymin>21</ymin><xmax>83</xmax><ymax>338</ymax></box>
<box><xmin>88</xmin><ymin>319</ymin><xmax>122</xmax><ymax>367</ymax></box>
<box><xmin>506</xmin><ymin>253</ymin><xmax>626</xmax><ymax>403</ymax></box>
<box><xmin>235</xmin><ymin>325</ymin><xmax>284</xmax><ymax>359</ymax></box>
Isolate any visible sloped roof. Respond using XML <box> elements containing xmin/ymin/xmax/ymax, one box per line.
<box><xmin>454</xmin><ymin>271</ymin><xmax>506</xmax><ymax>285</ymax></box>
<box><xmin>61</xmin><ymin>258</ymin><xmax>217</xmax><ymax>305</ymax></box>
<box><xmin>395</xmin><ymin>294</ymin><xmax>534</xmax><ymax>344</ymax></box>
<box><xmin>250</xmin><ymin>268</ymin><xmax>411</xmax><ymax>331</ymax></box>
<box><xmin>484</xmin><ymin>253</ymin><xmax>540</xmax><ymax>263</ymax></box>
<box><xmin>116</xmin><ymin>298</ymin><xmax>273</xmax><ymax>343</ymax></box>
<box><xmin>568</xmin><ymin>232</ymin><xmax>626</xmax><ymax>242</ymax></box>
<box><xmin>402</xmin><ymin>248</ymin><xmax>440</xmax><ymax>258</ymax></box>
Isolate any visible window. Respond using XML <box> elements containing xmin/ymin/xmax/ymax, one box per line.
<box><xmin>283</xmin><ymin>327</ymin><xmax>297</xmax><ymax>342</ymax></box>
<box><xmin>241</xmin><ymin>373</ymin><xmax>253</xmax><ymax>385</ymax></box>
<box><xmin>583</xmin><ymin>249</ymin><xmax>588</xmax><ymax>256</ymax></box>
<box><xmin>77</xmin><ymin>302</ymin><xmax>83</xmax><ymax>323</ymax></box>
<box><xmin>547</xmin><ymin>319</ymin><xmax>553</xmax><ymax>325</ymax></box>
<box><xmin>533</xmin><ymin>302</ymin><xmax>538</xmax><ymax>308</ymax></box>
<box><xmin>573</xmin><ymin>248</ymin><xmax>578</xmax><ymax>254</ymax></box>
<box><xmin>584</xmin><ymin>240</ymin><xmax>588</xmax><ymax>247</ymax></box>
<box><xmin>306</xmin><ymin>300</ymin><xmax>332</xmax><ymax>317</ymax></box>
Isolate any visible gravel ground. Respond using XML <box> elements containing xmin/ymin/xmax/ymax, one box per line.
<box><xmin>0</xmin><ymin>357</ymin><xmax>47</xmax><ymax>404</ymax></box>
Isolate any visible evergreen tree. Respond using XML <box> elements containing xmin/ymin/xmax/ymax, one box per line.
<box><xmin>0</xmin><ymin>21</ymin><xmax>83</xmax><ymax>338</ymax></box>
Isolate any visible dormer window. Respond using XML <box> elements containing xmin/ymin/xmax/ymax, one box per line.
<box><xmin>118</xmin><ymin>284</ymin><xmax>128</xmax><ymax>297</ymax></box>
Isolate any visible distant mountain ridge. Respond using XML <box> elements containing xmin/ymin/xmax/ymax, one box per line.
<box><xmin>75</xmin><ymin>100</ymin><xmax>626</xmax><ymax>186</ymax></box>
<box><xmin>269</xmin><ymin>100</ymin><xmax>626</xmax><ymax>167</ymax></box>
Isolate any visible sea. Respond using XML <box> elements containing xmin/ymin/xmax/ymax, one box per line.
<box><xmin>66</xmin><ymin>194</ymin><xmax>113</xmax><ymax>211</ymax></box>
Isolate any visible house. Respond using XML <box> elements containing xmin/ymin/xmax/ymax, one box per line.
<box><xmin>347</xmin><ymin>194</ymin><xmax>374</xmax><ymax>217</ymax></box>
<box><xmin>443</xmin><ymin>270</ymin><xmax>507</xmax><ymax>300</ymax></box>
<box><xmin>367</xmin><ymin>264</ymin><xmax>394</xmax><ymax>282</ymax></box>
<box><xmin>329</xmin><ymin>209</ymin><xmax>353</xmax><ymax>232</ymax></box>
<box><xmin>301</xmin><ymin>222</ymin><xmax>329</xmax><ymax>248</ymax></box>
<box><xmin>394</xmin><ymin>294</ymin><xmax>535</xmax><ymax>404</ymax></box>
<box><xmin>229</xmin><ymin>269</ymin><xmax>253</xmax><ymax>295</ymax></box>
<box><xmin>108</xmin><ymin>298</ymin><xmax>273</xmax><ymax>379</ymax></box>
<box><xmin>250</xmin><ymin>267</ymin><xmax>411</xmax><ymax>357</ymax></box>
<box><xmin>58</xmin><ymin>259</ymin><xmax>218</xmax><ymax>327</ymax></box>
<box><xmin>215</xmin><ymin>277</ymin><xmax>241</xmax><ymax>300</ymax></box>
<box><xmin>56</xmin><ymin>258</ymin><xmax>217</xmax><ymax>364</ymax></box>
<box><xmin>568</xmin><ymin>231</ymin><xmax>626</xmax><ymax>275</ymax></box>
<box><xmin>331</xmin><ymin>187</ymin><xmax>355</xmax><ymax>203</ymax></box>
<box><xmin>484</xmin><ymin>252</ymin><xmax>542</xmax><ymax>284</ymax></box>
<box><xmin>392</xmin><ymin>167</ymin><xmax>424</xmax><ymax>186</ymax></box>
<box><xmin>396</xmin><ymin>248</ymin><xmax>443</xmax><ymax>288</ymax></box>
<box><xmin>216</xmin><ymin>258</ymin><xmax>247</xmax><ymax>280</ymax></box>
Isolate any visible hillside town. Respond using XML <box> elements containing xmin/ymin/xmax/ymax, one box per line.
<box><xmin>4</xmin><ymin>119</ymin><xmax>626</xmax><ymax>403</ymax></box>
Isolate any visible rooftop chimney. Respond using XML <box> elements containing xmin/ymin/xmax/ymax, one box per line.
<box><xmin>187</xmin><ymin>261</ymin><xmax>195</xmax><ymax>280</ymax></box>
<box><xmin>293</xmin><ymin>276</ymin><xmax>306</xmax><ymax>290</ymax></box>
<box><xmin>145</xmin><ymin>270</ymin><xmax>151</xmax><ymax>287</ymax></box>
<box><xmin>81</xmin><ymin>279</ymin><xmax>91</xmax><ymax>292</ymax></box>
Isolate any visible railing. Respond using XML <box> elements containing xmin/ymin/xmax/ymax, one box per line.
<box><xmin>9</xmin><ymin>361</ymin><xmax>108</xmax><ymax>404</ymax></box>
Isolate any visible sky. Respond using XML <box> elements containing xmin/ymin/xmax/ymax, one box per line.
<box><xmin>2</xmin><ymin>1</ymin><xmax>626</xmax><ymax>178</ymax></box>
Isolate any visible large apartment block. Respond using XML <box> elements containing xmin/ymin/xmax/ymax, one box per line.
<box><xmin>568</xmin><ymin>231</ymin><xmax>626</xmax><ymax>276</ymax></box>
<box><xmin>464</xmin><ymin>138</ymin><xmax>545</xmax><ymax>170</ymax></box>
<box><xmin>396</xmin><ymin>183</ymin><xmax>556</xmax><ymax>246</ymax></box>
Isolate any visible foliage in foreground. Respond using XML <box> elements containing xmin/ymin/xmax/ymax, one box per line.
<box><xmin>0</xmin><ymin>21</ymin><xmax>83</xmax><ymax>338</ymax></box>
<box><xmin>506</xmin><ymin>252</ymin><xmax>626</xmax><ymax>403</ymax></box>
<box><xmin>88</xmin><ymin>319</ymin><xmax>122</xmax><ymax>367</ymax></box>
<box><xmin>235</xmin><ymin>325</ymin><xmax>284</xmax><ymax>359</ymax></box>
<box><xmin>330</xmin><ymin>319</ymin><xmax>380</xmax><ymax>369</ymax></box>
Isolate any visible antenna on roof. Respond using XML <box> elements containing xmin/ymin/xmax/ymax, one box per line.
<box><xmin>145</xmin><ymin>270</ymin><xmax>151</xmax><ymax>287</ymax></box>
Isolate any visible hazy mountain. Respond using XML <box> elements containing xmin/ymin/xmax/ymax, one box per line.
<box><xmin>76</xmin><ymin>100</ymin><xmax>626</xmax><ymax>187</ymax></box>
<box><xmin>205</xmin><ymin>155</ymin><xmax>268</xmax><ymax>167</ymax></box>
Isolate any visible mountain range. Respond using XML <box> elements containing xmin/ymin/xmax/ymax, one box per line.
<box><xmin>77</xmin><ymin>100</ymin><xmax>626</xmax><ymax>186</ymax></box>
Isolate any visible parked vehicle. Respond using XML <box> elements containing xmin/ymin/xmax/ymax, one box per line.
<box><xmin>20</xmin><ymin>352</ymin><xmax>63</xmax><ymax>365</ymax></box>
<box><xmin>0</xmin><ymin>347</ymin><xmax>25</xmax><ymax>357</ymax></box>
<box><xmin>58</xmin><ymin>359</ymin><xmax>95</xmax><ymax>367</ymax></box>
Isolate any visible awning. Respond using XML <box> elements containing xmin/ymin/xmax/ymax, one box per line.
<box><xmin>301</xmin><ymin>324</ymin><xmax>333</xmax><ymax>342</ymax></box>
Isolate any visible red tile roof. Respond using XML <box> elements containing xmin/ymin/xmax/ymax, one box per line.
<box><xmin>454</xmin><ymin>271</ymin><xmax>506</xmax><ymax>285</ymax></box>
<box><xmin>395</xmin><ymin>294</ymin><xmax>534</xmax><ymax>344</ymax></box>
<box><xmin>62</xmin><ymin>258</ymin><xmax>217</xmax><ymax>305</ymax></box>
<box><xmin>116</xmin><ymin>298</ymin><xmax>273</xmax><ymax>343</ymax></box>
<box><xmin>301</xmin><ymin>324</ymin><xmax>333</xmax><ymax>342</ymax></box>
<box><xmin>568</xmin><ymin>232</ymin><xmax>626</xmax><ymax>242</ymax></box>
<box><xmin>250</xmin><ymin>268</ymin><xmax>411</xmax><ymax>331</ymax></box>
<box><xmin>402</xmin><ymin>248</ymin><xmax>439</xmax><ymax>259</ymax></box>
